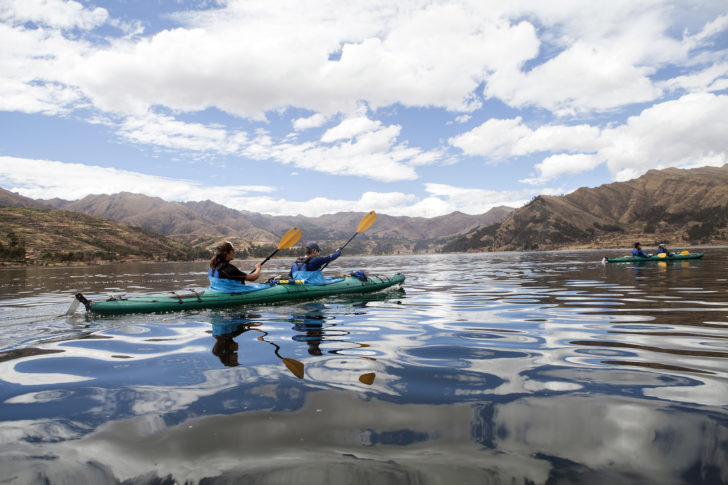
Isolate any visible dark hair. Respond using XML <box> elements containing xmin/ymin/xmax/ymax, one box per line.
<box><xmin>634</xmin><ymin>242</ymin><xmax>641</xmax><ymax>248</ymax></box>
<box><xmin>305</xmin><ymin>241</ymin><xmax>320</xmax><ymax>255</ymax></box>
<box><xmin>210</xmin><ymin>241</ymin><xmax>234</xmax><ymax>269</ymax></box>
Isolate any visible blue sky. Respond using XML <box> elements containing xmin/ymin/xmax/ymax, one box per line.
<box><xmin>0</xmin><ymin>0</ymin><xmax>726</xmax><ymax>217</ymax></box>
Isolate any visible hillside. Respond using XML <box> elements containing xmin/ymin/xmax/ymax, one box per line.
<box><xmin>46</xmin><ymin>192</ymin><xmax>514</xmax><ymax>253</ymax></box>
<box><xmin>444</xmin><ymin>165</ymin><xmax>728</xmax><ymax>252</ymax></box>
<box><xmin>0</xmin><ymin>207</ymin><xmax>208</xmax><ymax>264</ymax></box>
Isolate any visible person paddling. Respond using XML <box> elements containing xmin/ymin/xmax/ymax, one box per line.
<box><xmin>632</xmin><ymin>242</ymin><xmax>651</xmax><ymax>258</ymax></box>
<box><xmin>656</xmin><ymin>243</ymin><xmax>673</xmax><ymax>256</ymax></box>
<box><xmin>289</xmin><ymin>241</ymin><xmax>341</xmax><ymax>277</ymax></box>
<box><xmin>209</xmin><ymin>241</ymin><xmax>262</xmax><ymax>291</ymax></box>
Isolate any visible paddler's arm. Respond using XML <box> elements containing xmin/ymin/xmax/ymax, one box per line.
<box><xmin>246</xmin><ymin>262</ymin><xmax>262</xmax><ymax>281</ymax></box>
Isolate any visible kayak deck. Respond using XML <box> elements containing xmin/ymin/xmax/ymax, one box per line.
<box><xmin>76</xmin><ymin>273</ymin><xmax>405</xmax><ymax>315</ymax></box>
<box><xmin>604</xmin><ymin>253</ymin><xmax>704</xmax><ymax>263</ymax></box>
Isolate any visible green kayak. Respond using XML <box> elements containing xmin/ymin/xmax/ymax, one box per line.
<box><xmin>604</xmin><ymin>253</ymin><xmax>704</xmax><ymax>263</ymax></box>
<box><xmin>74</xmin><ymin>273</ymin><xmax>405</xmax><ymax>315</ymax></box>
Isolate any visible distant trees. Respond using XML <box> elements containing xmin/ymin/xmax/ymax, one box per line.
<box><xmin>0</xmin><ymin>232</ymin><xmax>25</xmax><ymax>261</ymax></box>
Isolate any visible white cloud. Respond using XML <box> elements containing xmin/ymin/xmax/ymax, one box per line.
<box><xmin>448</xmin><ymin>117</ymin><xmax>532</xmax><ymax>159</ymax></box>
<box><xmin>0</xmin><ymin>0</ymin><xmax>108</xmax><ymax>30</ymax></box>
<box><xmin>292</xmin><ymin>113</ymin><xmax>328</xmax><ymax>131</ymax></box>
<box><xmin>0</xmin><ymin>156</ymin><xmax>273</xmax><ymax>202</ymax></box>
<box><xmin>243</xmin><ymin>116</ymin><xmax>441</xmax><ymax>182</ymax></box>
<box><xmin>521</xmin><ymin>153</ymin><xmax>602</xmax><ymax>185</ymax></box>
<box><xmin>485</xmin><ymin>40</ymin><xmax>662</xmax><ymax>115</ymax></box>
<box><xmin>450</xmin><ymin>118</ymin><xmax>602</xmax><ymax>161</ymax></box>
<box><xmin>321</xmin><ymin>116</ymin><xmax>382</xmax><ymax>142</ymax></box>
<box><xmin>659</xmin><ymin>63</ymin><xmax>728</xmax><ymax>93</ymax></box>
<box><xmin>423</xmin><ymin>183</ymin><xmax>531</xmax><ymax>214</ymax></box>
<box><xmin>600</xmin><ymin>92</ymin><xmax>728</xmax><ymax>181</ymax></box>
<box><xmin>1</xmin><ymin>0</ymin><xmax>725</xmax><ymax>122</ymax></box>
<box><xmin>0</xmin><ymin>0</ymin><xmax>543</xmax><ymax>119</ymax></box>
<box><xmin>450</xmin><ymin>93</ymin><xmax>728</xmax><ymax>184</ymax></box>
<box><xmin>117</xmin><ymin>112</ymin><xmax>249</xmax><ymax>155</ymax></box>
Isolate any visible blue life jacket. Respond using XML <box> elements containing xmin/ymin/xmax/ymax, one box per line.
<box><xmin>208</xmin><ymin>268</ymin><xmax>268</xmax><ymax>293</ymax></box>
<box><xmin>289</xmin><ymin>269</ymin><xmax>343</xmax><ymax>285</ymax></box>
<box><xmin>632</xmin><ymin>248</ymin><xmax>649</xmax><ymax>257</ymax></box>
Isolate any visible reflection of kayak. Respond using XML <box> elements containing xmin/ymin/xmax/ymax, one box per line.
<box><xmin>604</xmin><ymin>253</ymin><xmax>704</xmax><ymax>263</ymax></box>
<box><xmin>74</xmin><ymin>273</ymin><xmax>405</xmax><ymax>315</ymax></box>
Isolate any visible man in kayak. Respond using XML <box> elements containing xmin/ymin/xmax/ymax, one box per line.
<box><xmin>632</xmin><ymin>242</ymin><xmax>651</xmax><ymax>258</ymax></box>
<box><xmin>656</xmin><ymin>243</ymin><xmax>673</xmax><ymax>256</ymax></box>
<box><xmin>289</xmin><ymin>241</ymin><xmax>341</xmax><ymax>277</ymax></box>
<box><xmin>209</xmin><ymin>241</ymin><xmax>262</xmax><ymax>291</ymax></box>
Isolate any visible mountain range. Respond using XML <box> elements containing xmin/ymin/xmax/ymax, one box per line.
<box><xmin>42</xmin><ymin>193</ymin><xmax>514</xmax><ymax>253</ymax></box>
<box><xmin>2</xmin><ymin>163</ymin><xmax>727</xmax><ymax>264</ymax></box>
<box><xmin>443</xmin><ymin>164</ymin><xmax>728</xmax><ymax>252</ymax></box>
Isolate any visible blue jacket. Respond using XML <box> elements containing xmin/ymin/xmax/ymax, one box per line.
<box><xmin>289</xmin><ymin>251</ymin><xmax>341</xmax><ymax>277</ymax></box>
<box><xmin>632</xmin><ymin>248</ymin><xmax>649</xmax><ymax>258</ymax></box>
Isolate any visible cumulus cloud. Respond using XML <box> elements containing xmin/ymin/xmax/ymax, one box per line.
<box><xmin>449</xmin><ymin>118</ymin><xmax>533</xmax><ymax>160</ymax></box>
<box><xmin>321</xmin><ymin>116</ymin><xmax>382</xmax><ymax>143</ymax></box>
<box><xmin>0</xmin><ymin>156</ymin><xmax>273</xmax><ymax>202</ymax></box>
<box><xmin>0</xmin><ymin>156</ymin><xmax>533</xmax><ymax>217</ymax></box>
<box><xmin>423</xmin><ymin>183</ymin><xmax>532</xmax><ymax>215</ymax></box>
<box><xmin>521</xmin><ymin>154</ymin><xmax>602</xmax><ymax>185</ymax></box>
<box><xmin>453</xmin><ymin>93</ymin><xmax>728</xmax><ymax>183</ymax></box>
<box><xmin>292</xmin><ymin>113</ymin><xmax>328</xmax><ymax>131</ymax></box>
<box><xmin>2</xmin><ymin>0</ymin><xmax>725</xmax><ymax>122</ymax></box>
<box><xmin>450</xmin><ymin>118</ymin><xmax>602</xmax><ymax>161</ymax></box>
<box><xmin>117</xmin><ymin>112</ymin><xmax>249</xmax><ymax>155</ymax></box>
<box><xmin>600</xmin><ymin>92</ymin><xmax>728</xmax><ymax>181</ymax></box>
<box><xmin>0</xmin><ymin>0</ymin><xmax>108</xmax><ymax>30</ymax></box>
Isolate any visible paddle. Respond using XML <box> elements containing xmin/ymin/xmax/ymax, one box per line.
<box><xmin>252</xmin><ymin>226</ymin><xmax>302</xmax><ymax>272</ymax></box>
<box><xmin>358</xmin><ymin>372</ymin><xmax>376</xmax><ymax>385</ymax></box>
<box><xmin>657</xmin><ymin>252</ymin><xmax>667</xmax><ymax>258</ymax></box>
<box><xmin>320</xmin><ymin>211</ymin><xmax>376</xmax><ymax>270</ymax></box>
<box><xmin>256</xmin><ymin>333</ymin><xmax>305</xmax><ymax>379</ymax></box>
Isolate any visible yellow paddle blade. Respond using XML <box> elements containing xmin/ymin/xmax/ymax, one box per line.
<box><xmin>680</xmin><ymin>250</ymin><xmax>689</xmax><ymax>255</ymax></box>
<box><xmin>281</xmin><ymin>357</ymin><xmax>304</xmax><ymax>379</ymax></box>
<box><xmin>357</xmin><ymin>211</ymin><xmax>377</xmax><ymax>233</ymax></box>
<box><xmin>358</xmin><ymin>372</ymin><xmax>376</xmax><ymax>385</ymax></box>
<box><xmin>278</xmin><ymin>226</ymin><xmax>302</xmax><ymax>250</ymax></box>
<box><xmin>657</xmin><ymin>252</ymin><xmax>667</xmax><ymax>258</ymax></box>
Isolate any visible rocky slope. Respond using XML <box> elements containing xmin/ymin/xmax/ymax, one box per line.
<box><xmin>0</xmin><ymin>206</ymin><xmax>207</xmax><ymax>264</ymax></box>
<box><xmin>45</xmin><ymin>193</ymin><xmax>514</xmax><ymax>252</ymax></box>
<box><xmin>444</xmin><ymin>165</ymin><xmax>728</xmax><ymax>252</ymax></box>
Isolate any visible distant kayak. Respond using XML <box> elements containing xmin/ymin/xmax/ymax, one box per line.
<box><xmin>73</xmin><ymin>273</ymin><xmax>405</xmax><ymax>315</ymax></box>
<box><xmin>604</xmin><ymin>253</ymin><xmax>704</xmax><ymax>263</ymax></box>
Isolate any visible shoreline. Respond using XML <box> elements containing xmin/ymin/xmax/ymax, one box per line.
<box><xmin>3</xmin><ymin>244</ymin><xmax>725</xmax><ymax>269</ymax></box>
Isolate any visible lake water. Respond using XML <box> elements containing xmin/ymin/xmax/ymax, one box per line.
<box><xmin>0</xmin><ymin>249</ymin><xmax>727</xmax><ymax>484</ymax></box>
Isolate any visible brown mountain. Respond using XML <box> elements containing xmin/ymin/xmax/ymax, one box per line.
<box><xmin>0</xmin><ymin>187</ymin><xmax>53</xmax><ymax>210</ymax></box>
<box><xmin>444</xmin><ymin>164</ymin><xmax>728</xmax><ymax>252</ymax></box>
<box><xmin>45</xmin><ymin>192</ymin><xmax>514</xmax><ymax>253</ymax></box>
<box><xmin>0</xmin><ymin>207</ymin><xmax>207</xmax><ymax>264</ymax></box>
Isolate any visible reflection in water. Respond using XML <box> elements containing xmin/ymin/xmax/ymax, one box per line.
<box><xmin>210</xmin><ymin>307</ymin><xmax>378</xmax><ymax>384</ymax></box>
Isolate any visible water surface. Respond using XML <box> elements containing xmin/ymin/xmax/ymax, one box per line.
<box><xmin>0</xmin><ymin>250</ymin><xmax>726</xmax><ymax>484</ymax></box>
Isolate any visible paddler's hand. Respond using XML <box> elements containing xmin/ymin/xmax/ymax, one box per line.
<box><xmin>247</xmin><ymin>262</ymin><xmax>263</xmax><ymax>281</ymax></box>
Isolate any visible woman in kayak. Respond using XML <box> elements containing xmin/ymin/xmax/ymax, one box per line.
<box><xmin>656</xmin><ymin>243</ymin><xmax>673</xmax><ymax>256</ymax></box>
<box><xmin>632</xmin><ymin>242</ymin><xmax>651</xmax><ymax>258</ymax></box>
<box><xmin>209</xmin><ymin>241</ymin><xmax>262</xmax><ymax>284</ymax></box>
<box><xmin>289</xmin><ymin>241</ymin><xmax>341</xmax><ymax>277</ymax></box>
